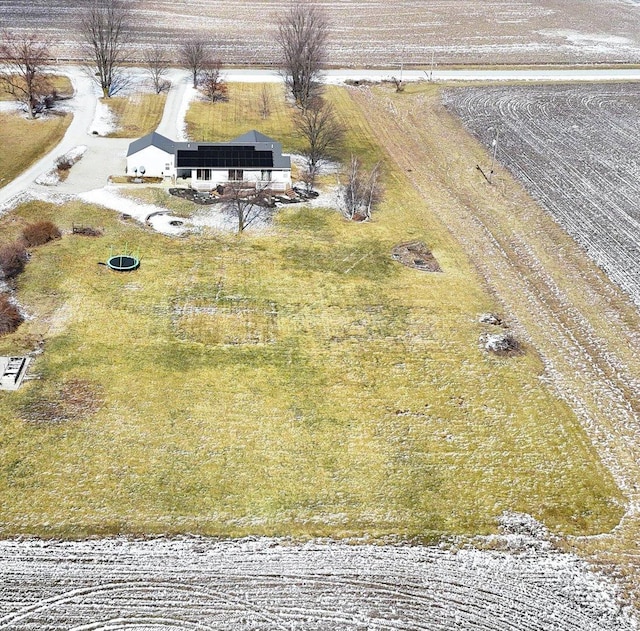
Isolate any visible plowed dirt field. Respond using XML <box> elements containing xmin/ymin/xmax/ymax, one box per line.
<box><xmin>2</xmin><ymin>0</ymin><xmax>640</xmax><ymax>66</ymax></box>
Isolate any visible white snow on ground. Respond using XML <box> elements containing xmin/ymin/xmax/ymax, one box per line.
<box><xmin>79</xmin><ymin>187</ymin><xmax>186</xmax><ymax>235</ymax></box>
<box><xmin>175</xmin><ymin>85</ymin><xmax>198</xmax><ymax>141</ymax></box>
<box><xmin>0</xmin><ymin>536</ymin><xmax>635</xmax><ymax>631</ymax></box>
<box><xmin>78</xmin><ymin>187</ymin><xmax>274</xmax><ymax>235</ymax></box>
<box><xmin>0</xmin><ymin>101</ymin><xmax>20</xmax><ymax>113</ymax></box>
<box><xmin>89</xmin><ymin>99</ymin><xmax>117</xmax><ymax>136</ymax></box>
<box><xmin>35</xmin><ymin>145</ymin><xmax>87</xmax><ymax>186</ymax></box>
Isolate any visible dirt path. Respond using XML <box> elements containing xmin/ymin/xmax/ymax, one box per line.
<box><xmin>347</xmin><ymin>84</ymin><xmax>640</xmax><ymax>604</ymax></box>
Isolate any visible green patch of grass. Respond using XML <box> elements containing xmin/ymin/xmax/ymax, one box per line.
<box><xmin>0</xmin><ymin>113</ymin><xmax>72</xmax><ymax>188</ymax></box>
<box><xmin>0</xmin><ymin>88</ymin><xmax>625</xmax><ymax>540</ymax></box>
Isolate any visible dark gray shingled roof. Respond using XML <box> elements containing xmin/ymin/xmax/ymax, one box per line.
<box><xmin>128</xmin><ymin>130</ymin><xmax>291</xmax><ymax>169</ymax></box>
<box><xmin>126</xmin><ymin>132</ymin><xmax>175</xmax><ymax>157</ymax></box>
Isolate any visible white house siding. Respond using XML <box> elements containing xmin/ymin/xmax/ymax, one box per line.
<box><xmin>126</xmin><ymin>146</ymin><xmax>175</xmax><ymax>178</ymax></box>
<box><xmin>190</xmin><ymin>168</ymin><xmax>292</xmax><ymax>191</ymax></box>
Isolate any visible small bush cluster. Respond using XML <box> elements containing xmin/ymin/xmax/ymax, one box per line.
<box><xmin>21</xmin><ymin>221</ymin><xmax>62</xmax><ymax>247</ymax></box>
<box><xmin>0</xmin><ymin>242</ymin><xmax>28</xmax><ymax>280</ymax></box>
<box><xmin>55</xmin><ymin>156</ymin><xmax>73</xmax><ymax>171</ymax></box>
<box><xmin>0</xmin><ymin>294</ymin><xmax>23</xmax><ymax>336</ymax></box>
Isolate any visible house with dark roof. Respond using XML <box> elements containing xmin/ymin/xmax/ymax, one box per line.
<box><xmin>126</xmin><ymin>130</ymin><xmax>292</xmax><ymax>192</ymax></box>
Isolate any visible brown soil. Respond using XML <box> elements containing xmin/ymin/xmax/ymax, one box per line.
<box><xmin>391</xmin><ymin>241</ymin><xmax>442</xmax><ymax>272</ymax></box>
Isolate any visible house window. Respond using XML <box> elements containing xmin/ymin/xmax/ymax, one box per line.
<box><xmin>197</xmin><ymin>169</ymin><xmax>211</xmax><ymax>180</ymax></box>
<box><xmin>261</xmin><ymin>170</ymin><xmax>272</xmax><ymax>181</ymax></box>
<box><xmin>165</xmin><ymin>163</ymin><xmax>171</xmax><ymax>170</ymax></box>
<box><xmin>228</xmin><ymin>169</ymin><xmax>243</xmax><ymax>181</ymax></box>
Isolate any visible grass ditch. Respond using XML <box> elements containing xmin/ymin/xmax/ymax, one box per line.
<box><xmin>0</xmin><ymin>84</ymin><xmax>625</xmax><ymax>540</ymax></box>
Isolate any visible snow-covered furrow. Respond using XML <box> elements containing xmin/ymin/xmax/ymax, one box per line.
<box><xmin>0</xmin><ymin>537</ymin><xmax>635</xmax><ymax>630</ymax></box>
<box><xmin>442</xmin><ymin>84</ymin><xmax>640</xmax><ymax>309</ymax></box>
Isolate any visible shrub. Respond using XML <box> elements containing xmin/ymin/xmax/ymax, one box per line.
<box><xmin>0</xmin><ymin>294</ymin><xmax>23</xmax><ymax>336</ymax></box>
<box><xmin>0</xmin><ymin>242</ymin><xmax>28</xmax><ymax>279</ymax></box>
<box><xmin>55</xmin><ymin>155</ymin><xmax>73</xmax><ymax>171</ymax></box>
<box><xmin>72</xmin><ymin>225</ymin><xmax>103</xmax><ymax>237</ymax></box>
<box><xmin>22</xmin><ymin>221</ymin><xmax>62</xmax><ymax>247</ymax></box>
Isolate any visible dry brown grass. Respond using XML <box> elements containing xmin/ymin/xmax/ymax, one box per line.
<box><xmin>0</xmin><ymin>111</ymin><xmax>72</xmax><ymax>188</ymax></box>
<box><xmin>103</xmin><ymin>93</ymin><xmax>167</xmax><ymax>138</ymax></box>
<box><xmin>348</xmin><ymin>81</ymin><xmax>640</xmax><ymax>605</ymax></box>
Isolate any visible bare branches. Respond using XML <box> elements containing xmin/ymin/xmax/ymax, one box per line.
<box><xmin>294</xmin><ymin>98</ymin><xmax>344</xmax><ymax>193</ymax></box>
<box><xmin>200</xmin><ymin>60</ymin><xmax>227</xmax><ymax>103</ymax></box>
<box><xmin>221</xmin><ymin>182</ymin><xmax>274</xmax><ymax>233</ymax></box>
<box><xmin>340</xmin><ymin>155</ymin><xmax>383</xmax><ymax>221</ymax></box>
<box><xmin>0</xmin><ymin>31</ymin><xmax>51</xmax><ymax>119</ymax></box>
<box><xmin>180</xmin><ymin>39</ymin><xmax>210</xmax><ymax>88</ymax></box>
<box><xmin>79</xmin><ymin>0</ymin><xmax>130</xmax><ymax>98</ymax></box>
<box><xmin>276</xmin><ymin>1</ymin><xmax>328</xmax><ymax>108</ymax></box>
<box><xmin>143</xmin><ymin>45</ymin><xmax>170</xmax><ymax>94</ymax></box>
<box><xmin>259</xmin><ymin>84</ymin><xmax>271</xmax><ymax>119</ymax></box>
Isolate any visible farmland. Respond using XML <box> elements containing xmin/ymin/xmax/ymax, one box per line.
<box><xmin>442</xmin><ymin>83</ymin><xmax>640</xmax><ymax>308</ymax></box>
<box><xmin>0</xmin><ymin>535</ymin><xmax>635</xmax><ymax>630</ymax></box>
<box><xmin>1</xmin><ymin>59</ymin><xmax>640</xmax><ymax>624</ymax></box>
<box><xmin>1</xmin><ymin>0</ymin><xmax>640</xmax><ymax>67</ymax></box>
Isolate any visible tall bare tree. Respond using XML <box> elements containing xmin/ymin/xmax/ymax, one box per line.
<box><xmin>276</xmin><ymin>1</ymin><xmax>328</xmax><ymax>108</ymax></box>
<box><xmin>340</xmin><ymin>155</ymin><xmax>383</xmax><ymax>221</ymax></box>
<box><xmin>200</xmin><ymin>60</ymin><xmax>227</xmax><ymax>103</ymax></box>
<box><xmin>0</xmin><ymin>31</ymin><xmax>51</xmax><ymax>119</ymax></box>
<box><xmin>294</xmin><ymin>98</ymin><xmax>344</xmax><ymax>192</ymax></box>
<box><xmin>143</xmin><ymin>45</ymin><xmax>170</xmax><ymax>94</ymax></box>
<box><xmin>79</xmin><ymin>0</ymin><xmax>130</xmax><ymax>98</ymax></box>
<box><xmin>222</xmin><ymin>182</ymin><xmax>274</xmax><ymax>232</ymax></box>
<box><xmin>180</xmin><ymin>39</ymin><xmax>209</xmax><ymax>88</ymax></box>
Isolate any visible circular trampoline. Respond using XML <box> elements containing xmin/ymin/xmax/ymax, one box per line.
<box><xmin>107</xmin><ymin>254</ymin><xmax>140</xmax><ymax>272</ymax></box>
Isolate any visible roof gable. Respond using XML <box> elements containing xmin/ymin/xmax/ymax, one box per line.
<box><xmin>127</xmin><ymin>132</ymin><xmax>175</xmax><ymax>157</ymax></box>
<box><xmin>230</xmin><ymin>130</ymin><xmax>277</xmax><ymax>144</ymax></box>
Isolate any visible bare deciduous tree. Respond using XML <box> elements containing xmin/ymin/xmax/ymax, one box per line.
<box><xmin>143</xmin><ymin>45</ymin><xmax>170</xmax><ymax>94</ymax></box>
<box><xmin>276</xmin><ymin>1</ymin><xmax>328</xmax><ymax>108</ymax></box>
<box><xmin>79</xmin><ymin>0</ymin><xmax>130</xmax><ymax>98</ymax></box>
<box><xmin>0</xmin><ymin>31</ymin><xmax>52</xmax><ymax>119</ymax></box>
<box><xmin>180</xmin><ymin>39</ymin><xmax>209</xmax><ymax>88</ymax></box>
<box><xmin>200</xmin><ymin>60</ymin><xmax>227</xmax><ymax>103</ymax></box>
<box><xmin>294</xmin><ymin>98</ymin><xmax>344</xmax><ymax>192</ymax></box>
<box><xmin>222</xmin><ymin>182</ymin><xmax>274</xmax><ymax>232</ymax></box>
<box><xmin>259</xmin><ymin>84</ymin><xmax>271</xmax><ymax>119</ymax></box>
<box><xmin>340</xmin><ymin>155</ymin><xmax>383</xmax><ymax>221</ymax></box>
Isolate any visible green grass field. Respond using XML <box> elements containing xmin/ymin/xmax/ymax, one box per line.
<box><xmin>0</xmin><ymin>84</ymin><xmax>624</xmax><ymax>539</ymax></box>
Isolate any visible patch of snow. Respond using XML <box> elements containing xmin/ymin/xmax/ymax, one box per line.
<box><xmin>0</xmin><ymin>536</ymin><xmax>635</xmax><ymax>630</ymax></box>
<box><xmin>175</xmin><ymin>86</ymin><xmax>198</xmax><ymax>141</ymax></box>
<box><xmin>90</xmin><ymin>100</ymin><xmax>117</xmax><ymax>136</ymax></box>
<box><xmin>542</xmin><ymin>30</ymin><xmax>633</xmax><ymax>46</ymax></box>
<box><xmin>35</xmin><ymin>145</ymin><xmax>87</xmax><ymax>187</ymax></box>
<box><xmin>0</xmin><ymin>101</ymin><xmax>20</xmax><ymax>114</ymax></box>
